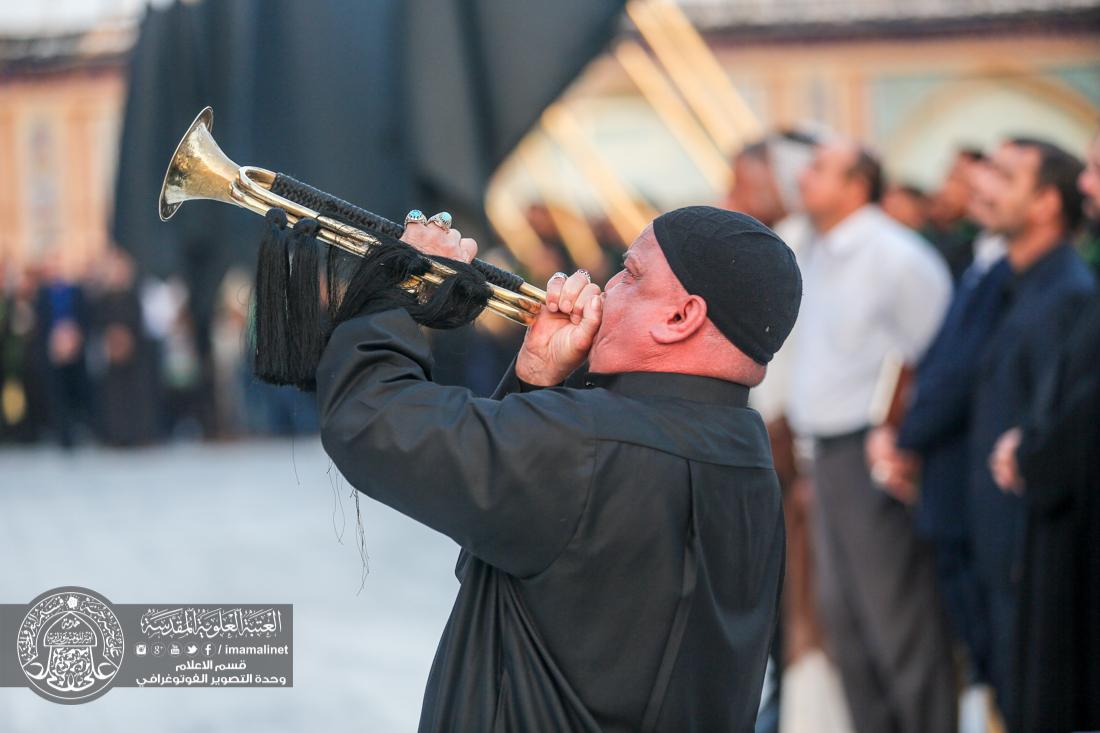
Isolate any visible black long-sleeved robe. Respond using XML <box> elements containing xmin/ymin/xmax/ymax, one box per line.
<box><xmin>316</xmin><ymin>308</ymin><xmax>785</xmax><ymax>732</ymax></box>
<box><xmin>1011</xmin><ymin>291</ymin><xmax>1100</xmax><ymax>733</ymax></box>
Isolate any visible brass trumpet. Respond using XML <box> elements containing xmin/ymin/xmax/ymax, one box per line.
<box><xmin>158</xmin><ymin>107</ymin><xmax>545</xmax><ymax>325</ymax></box>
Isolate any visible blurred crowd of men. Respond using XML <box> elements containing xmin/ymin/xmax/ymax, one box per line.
<box><xmin>727</xmin><ymin>128</ymin><xmax>1099</xmax><ymax>733</ymax></box>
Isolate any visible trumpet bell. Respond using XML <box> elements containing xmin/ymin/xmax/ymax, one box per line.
<box><xmin>158</xmin><ymin>106</ymin><xmax>241</xmax><ymax>221</ymax></box>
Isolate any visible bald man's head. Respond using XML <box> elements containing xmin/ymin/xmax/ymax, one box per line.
<box><xmin>589</xmin><ymin>226</ymin><xmax>763</xmax><ymax>385</ymax></box>
<box><xmin>798</xmin><ymin>139</ymin><xmax>884</xmax><ymax>232</ymax></box>
<box><xmin>590</xmin><ymin>207</ymin><xmax>802</xmax><ymax>386</ymax></box>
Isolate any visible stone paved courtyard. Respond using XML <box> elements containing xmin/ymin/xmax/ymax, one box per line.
<box><xmin>0</xmin><ymin>439</ymin><xmax>461</xmax><ymax>732</ymax></box>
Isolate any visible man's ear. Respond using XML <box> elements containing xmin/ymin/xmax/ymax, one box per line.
<box><xmin>652</xmin><ymin>294</ymin><xmax>708</xmax><ymax>344</ymax></box>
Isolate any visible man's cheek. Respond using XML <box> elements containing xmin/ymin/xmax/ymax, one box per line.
<box><xmin>593</xmin><ymin>303</ymin><xmax>620</xmax><ymax>343</ymax></box>
<box><xmin>602</xmin><ymin>300</ymin><xmax>624</xmax><ymax>330</ymax></box>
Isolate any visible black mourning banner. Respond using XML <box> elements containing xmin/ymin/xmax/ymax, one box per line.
<box><xmin>112</xmin><ymin>0</ymin><xmax>626</xmax><ymax>334</ymax></box>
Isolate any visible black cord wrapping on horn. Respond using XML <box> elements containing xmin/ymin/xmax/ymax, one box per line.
<box><xmin>270</xmin><ymin>173</ymin><xmax>405</xmax><ymax>240</ymax></box>
<box><xmin>270</xmin><ymin>173</ymin><xmax>528</xmax><ymax>294</ymax></box>
<box><xmin>249</xmin><ymin>207</ymin><xmax>493</xmax><ymax>391</ymax></box>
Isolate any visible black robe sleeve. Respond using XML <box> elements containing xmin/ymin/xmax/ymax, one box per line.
<box><xmin>315</xmin><ymin>307</ymin><xmax>595</xmax><ymax>578</ymax></box>
<box><xmin>1018</xmin><ymin>379</ymin><xmax>1099</xmax><ymax>512</ymax></box>
<box><xmin>1016</xmin><ymin>294</ymin><xmax>1100</xmax><ymax>513</ymax></box>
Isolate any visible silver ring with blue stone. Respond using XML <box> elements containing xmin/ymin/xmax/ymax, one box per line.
<box><xmin>427</xmin><ymin>211</ymin><xmax>453</xmax><ymax>232</ymax></box>
<box><xmin>404</xmin><ymin>209</ymin><xmax>428</xmax><ymax>226</ymax></box>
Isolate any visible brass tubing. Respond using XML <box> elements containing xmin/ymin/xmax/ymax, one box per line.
<box><xmin>159</xmin><ymin>107</ymin><xmax>544</xmax><ymax>327</ymax></box>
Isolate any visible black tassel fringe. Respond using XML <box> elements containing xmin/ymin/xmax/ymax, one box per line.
<box><xmin>253</xmin><ymin>208</ymin><xmax>291</xmax><ymax>385</ymax></box>
<box><xmin>285</xmin><ymin>218</ymin><xmax>323</xmax><ymax>387</ymax></box>
<box><xmin>250</xmin><ymin>208</ymin><xmax>494</xmax><ymax>391</ymax></box>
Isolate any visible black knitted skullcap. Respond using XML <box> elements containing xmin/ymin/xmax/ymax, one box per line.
<box><xmin>651</xmin><ymin>206</ymin><xmax>802</xmax><ymax>364</ymax></box>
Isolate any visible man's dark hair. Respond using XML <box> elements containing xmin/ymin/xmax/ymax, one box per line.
<box><xmin>1009</xmin><ymin>136</ymin><xmax>1086</xmax><ymax>234</ymax></box>
<box><xmin>847</xmin><ymin>147</ymin><xmax>885</xmax><ymax>204</ymax></box>
<box><xmin>896</xmin><ymin>184</ymin><xmax>928</xmax><ymax>200</ymax></box>
<box><xmin>957</xmin><ymin>147</ymin><xmax>985</xmax><ymax>164</ymax></box>
<box><xmin>736</xmin><ymin>129</ymin><xmax>819</xmax><ymax>165</ymax></box>
<box><xmin>738</xmin><ymin>140</ymin><xmax>770</xmax><ymax>164</ymax></box>
<box><xmin>780</xmin><ymin>129</ymin><xmax>819</xmax><ymax>147</ymax></box>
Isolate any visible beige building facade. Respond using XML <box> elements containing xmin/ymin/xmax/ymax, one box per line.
<box><xmin>0</xmin><ymin>30</ymin><xmax>128</xmax><ymax>278</ymax></box>
<box><xmin>496</xmin><ymin>2</ymin><xmax>1100</xmax><ymax>218</ymax></box>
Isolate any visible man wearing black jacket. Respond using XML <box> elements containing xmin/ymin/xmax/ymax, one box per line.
<box><xmin>967</xmin><ymin>139</ymin><xmax>1095</xmax><ymax>729</ymax></box>
<box><xmin>316</xmin><ymin>206</ymin><xmax>802</xmax><ymax>732</ymax></box>
<box><xmin>988</xmin><ymin>130</ymin><xmax>1100</xmax><ymax>733</ymax></box>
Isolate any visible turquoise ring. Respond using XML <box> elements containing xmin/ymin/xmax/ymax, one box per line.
<box><xmin>427</xmin><ymin>211</ymin><xmax>453</xmax><ymax>232</ymax></box>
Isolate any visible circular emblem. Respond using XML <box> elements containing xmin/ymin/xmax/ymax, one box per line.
<box><xmin>17</xmin><ymin>586</ymin><xmax>124</xmax><ymax>704</ymax></box>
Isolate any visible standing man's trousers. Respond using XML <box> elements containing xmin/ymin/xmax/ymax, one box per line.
<box><xmin>811</xmin><ymin>430</ymin><xmax>957</xmax><ymax>733</ymax></box>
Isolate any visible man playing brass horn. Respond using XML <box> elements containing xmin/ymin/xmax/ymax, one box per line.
<box><xmin>316</xmin><ymin>205</ymin><xmax>802</xmax><ymax>732</ymax></box>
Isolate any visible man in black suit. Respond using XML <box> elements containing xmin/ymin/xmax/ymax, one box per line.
<box><xmin>966</xmin><ymin>138</ymin><xmax>1094</xmax><ymax>729</ymax></box>
<box><xmin>989</xmin><ymin>130</ymin><xmax>1100</xmax><ymax>733</ymax></box>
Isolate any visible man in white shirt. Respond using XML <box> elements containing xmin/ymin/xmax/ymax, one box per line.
<box><xmin>724</xmin><ymin>131</ymin><xmax>821</xmax><ymax>733</ymax></box>
<box><xmin>788</xmin><ymin>139</ymin><xmax>955</xmax><ymax>733</ymax></box>
<box><xmin>725</xmin><ymin>132</ymin><xmax>817</xmax><ymax>433</ymax></box>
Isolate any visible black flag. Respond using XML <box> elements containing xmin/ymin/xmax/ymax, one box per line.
<box><xmin>111</xmin><ymin>0</ymin><xmax>625</xmax><ymax>331</ymax></box>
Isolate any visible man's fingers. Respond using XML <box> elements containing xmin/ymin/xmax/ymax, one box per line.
<box><xmin>400</xmin><ymin>222</ymin><xmax>468</xmax><ymax>261</ymax></box>
<box><xmin>399</xmin><ymin>221</ymin><xmax>425</xmax><ymax>246</ymax></box>
<box><xmin>446</xmin><ymin>227</ymin><xmax>462</xmax><ymax>254</ymax></box>
<box><xmin>990</xmin><ymin>448</ymin><xmax>1012</xmax><ymax>490</ymax></box>
<box><xmin>569</xmin><ymin>283</ymin><xmax>602</xmax><ymax>324</ymax></box>
<box><xmin>545</xmin><ymin>272</ymin><xmax>568</xmax><ymax>312</ymax></box>
<box><xmin>558</xmin><ymin>271</ymin><xmax>594</xmax><ymax>314</ymax></box>
<box><xmin>545</xmin><ymin>270</ymin><xmax>597</xmax><ymax>315</ymax></box>
<box><xmin>574</xmin><ymin>288</ymin><xmax>602</xmax><ymax>346</ymax></box>
<box><xmin>459</xmin><ymin>237</ymin><xmax>477</xmax><ymax>263</ymax></box>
